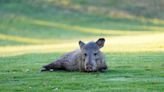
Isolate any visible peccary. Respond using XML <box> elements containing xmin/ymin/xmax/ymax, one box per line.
<box><xmin>41</xmin><ymin>38</ymin><xmax>108</xmax><ymax>72</ymax></box>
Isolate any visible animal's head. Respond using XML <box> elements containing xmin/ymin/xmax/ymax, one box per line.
<box><xmin>79</xmin><ymin>38</ymin><xmax>105</xmax><ymax>72</ymax></box>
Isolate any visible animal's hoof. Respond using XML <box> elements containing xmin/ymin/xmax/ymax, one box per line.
<box><xmin>49</xmin><ymin>69</ymin><xmax>54</xmax><ymax>72</ymax></box>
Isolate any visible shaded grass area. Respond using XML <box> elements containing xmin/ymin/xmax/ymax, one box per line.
<box><xmin>0</xmin><ymin>52</ymin><xmax>163</xmax><ymax>92</ymax></box>
<box><xmin>0</xmin><ymin>0</ymin><xmax>164</xmax><ymax>44</ymax></box>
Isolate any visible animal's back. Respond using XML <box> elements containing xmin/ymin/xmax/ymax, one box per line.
<box><xmin>59</xmin><ymin>49</ymin><xmax>82</xmax><ymax>71</ymax></box>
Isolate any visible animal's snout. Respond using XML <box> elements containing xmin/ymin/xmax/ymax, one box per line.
<box><xmin>86</xmin><ymin>65</ymin><xmax>92</xmax><ymax>70</ymax></box>
<box><xmin>85</xmin><ymin>65</ymin><xmax>95</xmax><ymax>72</ymax></box>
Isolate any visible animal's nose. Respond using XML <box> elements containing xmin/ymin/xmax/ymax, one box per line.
<box><xmin>86</xmin><ymin>65</ymin><xmax>93</xmax><ymax>71</ymax></box>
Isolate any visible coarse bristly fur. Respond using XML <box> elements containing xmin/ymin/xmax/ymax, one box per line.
<box><xmin>41</xmin><ymin>38</ymin><xmax>108</xmax><ymax>72</ymax></box>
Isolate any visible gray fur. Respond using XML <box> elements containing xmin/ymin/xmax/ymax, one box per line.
<box><xmin>41</xmin><ymin>38</ymin><xmax>108</xmax><ymax>72</ymax></box>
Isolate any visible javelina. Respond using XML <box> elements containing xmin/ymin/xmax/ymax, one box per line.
<box><xmin>41</xmin><ymin>38</ymin><xmax>107</xmax><ymax>72</ymax></box>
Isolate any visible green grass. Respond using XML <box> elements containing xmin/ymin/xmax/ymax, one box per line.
<box><xmin>0</xmin><ymin>52</ymin><xmax>163</xmax><ymax>92</ymax></box>
<box><xmin>0</xmin><ymin>0</ymin><xmax>164</xmax><ymax>92</ymax></box>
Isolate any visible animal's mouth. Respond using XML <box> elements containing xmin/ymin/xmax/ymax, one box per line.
<box><xmin>84</xmin><ymin>69</ymin><xmax>97</xmax><ymax>72</ymax></box>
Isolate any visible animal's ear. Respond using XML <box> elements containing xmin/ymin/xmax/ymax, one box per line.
<box><xmin>79</xmin><ymin>40</ymin><xmax>85</xmax><ymax>48</ymax></box>
<box><xmin>96</xmin><ymin>38</ymin><xmax>105</xmax><ymax>48</ymax></box>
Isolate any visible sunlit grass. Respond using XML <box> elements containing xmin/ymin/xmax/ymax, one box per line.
<box><xmin>1</xmin><ymin>15</ymin><xmax>164</xmax><ymax>57</ymax></box>
<box><xmin>0</xmin><ymin>34</ymin><xmax>54</xmax><ymax>44</ymax></box>
<box><xmin>2</xmin><ymin>15</ymin><xmax>164</xmax><ymax>46</ymax></box>
<box><xmin>0</xmin><ymin>33</ymin><xmax>164</xmax><ymax>57</ymax></box>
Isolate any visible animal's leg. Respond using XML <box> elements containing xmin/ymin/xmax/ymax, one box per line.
<box><xmin>98</xmin><ymin>62</ymin><xmax>108</xmax><ymax>72</ymax></box>
<box><xmin>41</xmin><ymin>60</ymin><xmax>66</xmax><ymax>72</ymax></box>
<box><xmin>99</xmin><ymin>66</ymin><xmax>108</xmax><ymax>72</ymax></box>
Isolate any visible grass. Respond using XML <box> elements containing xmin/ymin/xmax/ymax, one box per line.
<box><xmin>0</xmin><ymin>0</ymin><xmax>164</xmax><ymax>92</ymax></box>
<box><xmin>0</xmin><ymin>52</ymin><xmax>163</xmax><ymax>92</ymax></box>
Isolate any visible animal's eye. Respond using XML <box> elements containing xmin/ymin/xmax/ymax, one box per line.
<box><xmin>84</xmin><ymin>53</ymin><xmax>87</xmax><ymax>57</ymax></box>
<box><xmin>94</xmin><ymin>53</ymin><xmax>97</xmax><ymax>56</ymax></box>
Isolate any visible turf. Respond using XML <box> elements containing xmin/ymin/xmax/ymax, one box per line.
<box><xmin>0</xmin><ymin>52</ymin><xmax>163</xmax><ymax>92</ymax></box>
